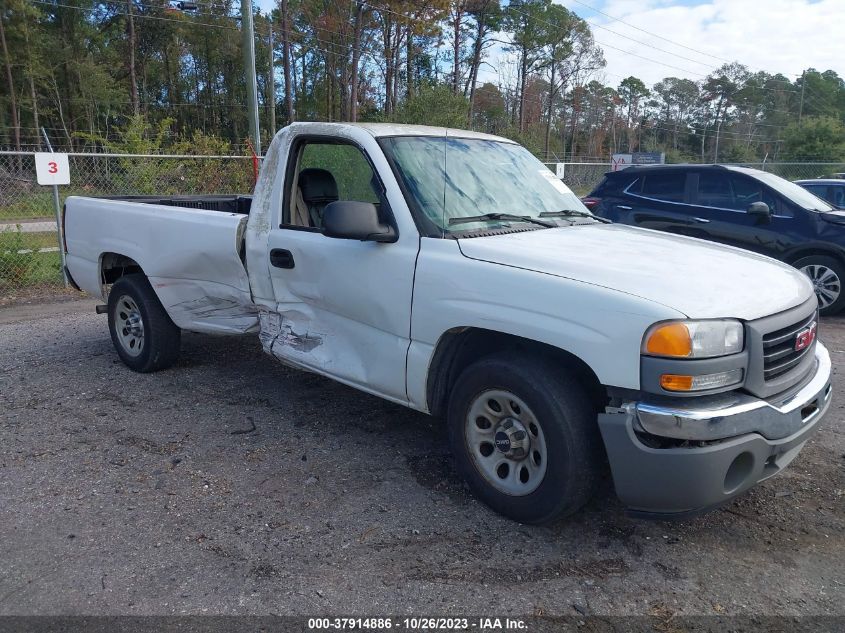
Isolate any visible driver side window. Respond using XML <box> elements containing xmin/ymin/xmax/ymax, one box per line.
<box><xmin>285</xmin><ymin>142</ymin><xmax>383</xmax><ymax>229</ymax></box>
<box><xmin>729</xmin><ymin>175</ymin><xmax>787</xmax><ymax>216</ymax></box>
<box><xmin>696</xmin><ymin>172</ymin><xmax>786</xmax><ymax>215</ymax></box>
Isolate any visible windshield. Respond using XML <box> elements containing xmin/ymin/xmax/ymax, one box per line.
<box><xmin>737</xmin><ymin>168</ymin><xmax>835</xmax><ymax>212</ymax></box>
<box><xmin>380</xmin><ymin>136</ymin><xmax>593</xmax><ymax>236</ymax></box>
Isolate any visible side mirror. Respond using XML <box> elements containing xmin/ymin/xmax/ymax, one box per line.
<box><xmin>322</xmin><ymin>201</ymin><xmax>397</xmax><ymax>243</ymax></box>
<box><xmin>747</xmin><ymin>201</ymin><xmax>772</xmax><ymax>222</ymax></box>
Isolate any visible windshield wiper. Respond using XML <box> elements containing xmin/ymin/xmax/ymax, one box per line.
<box><xmin>539</xmin><ymin>209</ymin><xmax>611</xmax><ymax>223</ymax></box>
<box><xmin>448</xmin><ymin>213</ymin><xmax>556</xmax><ymax>228</ymax></box>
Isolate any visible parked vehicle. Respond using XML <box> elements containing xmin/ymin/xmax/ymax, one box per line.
<box><xmin>584</xmin><ymin>165</ymin><xmax>845</xmax><ymax>315</ymax></box>
<box><xmin>63</xmin><ymin>124</ymin><xmax>831</xmax><ymax>523</ymax></box>
<box><xmin>795</xmin><ymin>179</ymin><xmax>845</xmax><ymax>210</ymax></box>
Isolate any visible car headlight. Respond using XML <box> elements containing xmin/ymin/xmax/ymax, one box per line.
<box><xmin>643</xmin><ymin>319</ymin><xmax>744</xmax><ymax>359</ymax></box>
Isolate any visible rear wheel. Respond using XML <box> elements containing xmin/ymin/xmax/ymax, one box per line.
<box><xmin>794</xmin><ymin>255</ymin><xmax>845</xmax><ymax>315</ymax></box>
<box><xmin>107</xmin><ymin>273</ymin><xmax>181</xmax><ymax>372</ymax></box>
<box><xmin>447</xmin><ymin>353</ymin><xmax>604</xmax><ymax>524</ymax></box>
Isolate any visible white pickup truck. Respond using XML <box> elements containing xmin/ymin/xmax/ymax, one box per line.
<box><xmin>63</xmin><ymin>122</ymin><xmax>832</xmax><ymax>523</ymax></box>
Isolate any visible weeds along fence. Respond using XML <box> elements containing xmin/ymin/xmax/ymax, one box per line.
<box><xmin>0</xmin><ymin>152</ymin><xmax>255</xmax><ymax>296</ymax></box>
<box><xmin>1</xmin><ymin>151</ymin><xmax>844</xmax><ymax>296</ymax></box>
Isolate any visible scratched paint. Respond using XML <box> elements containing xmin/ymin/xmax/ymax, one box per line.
<box><xmin>258</xmin><ymin>309</ymin><xmax>323</xmax><ymax>360</ymax></box>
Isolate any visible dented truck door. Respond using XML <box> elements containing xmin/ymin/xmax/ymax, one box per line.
<box><xmin>260</xmin><ymin>130</ymin><xmax>419</xmax><ymax>405</ymax></box>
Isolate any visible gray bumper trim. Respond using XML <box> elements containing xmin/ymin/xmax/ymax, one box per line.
<box><xmin>598</xmin><ymin>397</ymin><xmax>828</xmax><ymax>516</ymax></box>
<box><xmin>631</xmin><ymin>342</ymin><xmax>831</xmax><ymax>441</ymax></box>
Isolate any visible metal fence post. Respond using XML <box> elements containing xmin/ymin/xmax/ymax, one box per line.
<box><xmin>41</xmin><ymin>128</ymin><xmax>68</xmax><ymax>286</ymax></box>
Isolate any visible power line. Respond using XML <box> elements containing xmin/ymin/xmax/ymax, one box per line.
<box><xmin>568</xmin><ymin>0</ymin><xmax>813</xmax><ymax>94</ymax></box>
<box><xmin>569</xmin><ymin>0</ymin><xmax>731</xmax><ymax>65</ymax></box>
<box><xmin>32</xmin><ymin>0</ymin><xmax>241</xmax><ymax>30</ymax></box>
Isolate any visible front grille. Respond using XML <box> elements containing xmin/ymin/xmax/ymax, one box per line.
<box><xmin>762</xmin><ymin>311</ymin><xmax>817</xmax><ymax>381</ymax></box>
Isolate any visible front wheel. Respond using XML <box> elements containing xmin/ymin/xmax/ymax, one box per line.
<box><xmin>446</xmin><ymin>353</ymin><xmax>604</xmax><ymax>524</ymax></box>
<box><xmin>794</xmin><ymin>255</ymin><xmax>845</xmax><ymax>316</ymax></box>
<box><xmin>107</xmin><ymin>273</ymin><xmax>181</xmax><ymax>372</ymax></box>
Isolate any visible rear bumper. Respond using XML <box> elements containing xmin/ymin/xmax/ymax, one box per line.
<box><xmin>598</xmin><ymin>343</ymin><xmax>832</xmax><ymax>517</ymax></box>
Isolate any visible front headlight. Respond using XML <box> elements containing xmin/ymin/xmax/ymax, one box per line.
<box><xmin>643</xmin><ymin>319</ymin><xmax>744</xmax><ymax>359</ymax></box>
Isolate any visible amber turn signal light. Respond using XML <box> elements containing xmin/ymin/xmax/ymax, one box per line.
<box><xmin>660</xmin><ymin>369</ymin><xmax>743</xmax><ymax>392</ymax></box>
<box><xmin>660</xmin><ymin>374</ymin><xmax>694</xmax><ymax>391</ymax></box>
<box><xmin>645</xmin><ymin>323</ymin><xmax>692</xmax><ymax>357</ymax></box>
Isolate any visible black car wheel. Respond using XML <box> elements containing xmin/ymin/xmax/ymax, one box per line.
<box><xmin>795</xmin><ymin>255</ymin><xmax>845</xmax><ymax>315</ymax></box>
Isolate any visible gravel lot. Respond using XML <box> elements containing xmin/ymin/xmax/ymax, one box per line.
<box><xmin>0</xmin><ymin>297</ymin><xmax>843</xmax><ymax>617</ymax></box>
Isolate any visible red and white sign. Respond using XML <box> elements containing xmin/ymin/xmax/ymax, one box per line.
<box><xmin>611</xmin><ymin>154</ymin><xmax>632</xmax><ymax>171</ymax></box>
<box><xmin>794</xmin><ymin>322</ymin><xmax>817</xmax><ymax>351</ymax></box>
<box><xmin>35</xmin><ymin>152</ymin><xmax>71</xmax><ymax>185</ymax></box>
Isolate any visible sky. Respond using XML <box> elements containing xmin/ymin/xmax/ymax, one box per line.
<box><xmin>254</xmin><ymin>0</ymin><xmax>845</xmax><ymax>90</ymax></box>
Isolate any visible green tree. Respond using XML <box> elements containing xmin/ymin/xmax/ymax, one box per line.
<box><xmin>464</xmin><ymin>0</ymin><xmax>501</xmax><ymax>124</ymax></box>
<box><xmin>617</xmin><ymin>76</ymin><xmax>649</xmax><ymax>152</ymax></box>
<box><xmin>502</xmin><ymin>0</ymin><xmax>551</xmax><ymax>133</ymax></box>
<box><xmin>390</xmin><ymin>83</ymin><xmax>469</xmax><ymax>127</ymax></box>
<box><xmin>653</xmin><ymin>77</ymin><xmax>699</xmax><ymax>151</ymax></box>
<box><xmin>782</xmin><ymin>116</ymin><xmax>845</xmax><ymax>161</ymax></box>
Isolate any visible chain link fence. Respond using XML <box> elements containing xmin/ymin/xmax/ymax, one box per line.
<box><xmin>545</xmin><ymin>162</ymin><xmax>615</xmax><ymax>195</ymax></box>
<box><xmin>0</xmin><ymin>152</ymin><xmax>255</xmax><ymax>297</ymax></box>
<box><xmin>2</xmin><ymin>151</ymin><xmax>845</xmax><ymax>297</ymax></box>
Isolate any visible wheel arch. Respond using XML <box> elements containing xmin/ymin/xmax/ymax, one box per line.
<box><xmin>425</xmin><ymin>327</ymin><xmax>607</xmax><ymax>418</ymax></box>
<box><xmin>99</xmin><ymin>252</ymin><xmax>146</xmax><ymax>291</ymax></box>
<box><xmin>783</xmin><ymin>245</ymin><xmax>845</xmax><ymax>267</ymax></box>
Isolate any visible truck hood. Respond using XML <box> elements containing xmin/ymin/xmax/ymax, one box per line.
<box><xmin>457</xmin><ymin>224</ymin><xmax>814</xmax><ymax>320</ymax></box>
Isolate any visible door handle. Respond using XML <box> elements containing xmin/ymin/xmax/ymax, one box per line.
<box><xmin>270</xmin><ymin>248</ymin><xmax>295</xmax><ymax>269</ymax></box>
<box><xmin>692</xmin><ymin>217</ymin><xmax>711</xmax><ymax>223</ymax></box>
<box><xmin>617</xmin><ymin>205</ymin><xmax>632</xmax><ymax>210</ymax></box>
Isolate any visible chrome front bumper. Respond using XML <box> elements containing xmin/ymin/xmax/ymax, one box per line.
<box><xmin>597</xmin><ymin>342</ymin><xmax>832</xmax><ymax>517</ymax></box>
<box><xmin>631</xmin><ymin>343</ymin><xmax>831</xmax><ymax>442</ymax></box>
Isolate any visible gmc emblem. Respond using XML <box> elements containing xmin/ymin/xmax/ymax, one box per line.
<box><xmin>795</xmin><ymin>322</ymin><xmax>817</xmax><ymax>351</ymax></box>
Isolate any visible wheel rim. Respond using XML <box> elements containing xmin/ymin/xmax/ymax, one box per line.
<box><xmin>464</xmin><ymin>389</ymin><xmax>548</xmax><ymax>496</ymax></box>
<box><xmin>115</xmin><ymin>294</ymin><xmax>145</xmax><ymax>357</ymax></box>
<box><xmin>801</xmin><ymin>264</ymin><xmax>841</xmax><ymax>309</ymax></box>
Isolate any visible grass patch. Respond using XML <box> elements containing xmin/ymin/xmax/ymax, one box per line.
<box><xmin>9</xmin><ymin>231</ymin><xmax>61</xmax><ymax>251</ymax></box>
<box><xmin>0</xmin><ymin>227</ymin><xmax>63</xmax><ymax>290</ymax></box>
<box><xmin>0</xmin><ymin>190</ymin><xmax>56</xmax><ymax>221</ymax></box>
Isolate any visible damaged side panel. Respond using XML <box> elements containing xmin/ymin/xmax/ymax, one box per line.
<box><xmin>63</xmin><ymin>196</ymin><xmax>259</xmax><ymax>335</ymax></box>
<box><xmin>250</xmin><ymin>124</ymin><xmax>421</xmax><ymax>404</ymax></box>
<box><xmin>154</xmin><ymin>281</ymin><xmax>259</xmax><ymax>334</ymax></box>
<box><xmin>146</xmin><ymin>213</ymin><xmax>259</xmax><ymax>334</ymax></box>
<box><xmin>258</xmin><ymin>307</ymin><xmax>411</xmax><ymax>404</ymax></box>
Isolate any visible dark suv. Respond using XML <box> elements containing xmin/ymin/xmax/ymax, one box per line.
<box><xmin>584</xmin><ymin>164</ymin><xmax>845</xmax><ymax>314</ymax></box>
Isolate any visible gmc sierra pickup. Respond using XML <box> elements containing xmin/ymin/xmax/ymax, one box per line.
<box><xmin>63</xmin><ymin>122</ymin><xmax>832</xmax><ymax>523</ymax></box>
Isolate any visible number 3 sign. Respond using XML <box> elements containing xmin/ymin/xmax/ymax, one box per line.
<box><xmin>35</xmin><ymin>152</ymin><xmax>71</xmax><ymax>185</ymax></box>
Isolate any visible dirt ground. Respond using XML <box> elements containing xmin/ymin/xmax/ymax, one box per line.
<box><xmin>0</xmin><ymin>297</ymin><xmax>842</xmax><ymax>617</ymax></box>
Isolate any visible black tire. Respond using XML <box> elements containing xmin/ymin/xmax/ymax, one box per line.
<box><xmin>107</xmin><ymin>273</ymin><xmax>181</xmax><ymax>372</ymax></box>
<box><xmin>793</xmin><ymin>255</ymin><xmax>845</xmax><ymax>316</ymax></box>
<box><xmin>446</xmin><ymin>352</ymin><xmax>604</xmax><ymax>524</ymax></box>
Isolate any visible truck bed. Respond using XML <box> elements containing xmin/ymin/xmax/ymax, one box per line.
<box><xmin>64</xmin><ymin>196</ymin><xmax>258</xmax><ymax>335</ymax></box>
<box><xmin>101</xmin><ymin>194</ymin><xmax>253</xmax><ymax>216</ymax></box>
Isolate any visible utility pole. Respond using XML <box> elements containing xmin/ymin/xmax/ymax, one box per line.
<box><xmin>241</xmin><ymin>0</ymin><xmax>261</xmax><ymax>155</ymax></box>
<box><xmin>281</xmin><ymin>0</ymin><xmax>295</xmax><ymax>124</ymax></box>
<box><xmin>126</xmin><ymin>0</ymin><xmax>140</xmax><ymax>116</ymax></box>
<box><xmin>268</xmin><ymin>23</ymin><xmax>276</xmax><ymax>137</ymax></box>
<box><xmin>798</xmin><ymin>69</ymin><xmax>806</xmax><ymax>126</ymax></box>
<box><xmin>714</xmin><ymin>118</ymin><xmax>722</xmax><ymax>163</ymax></box>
